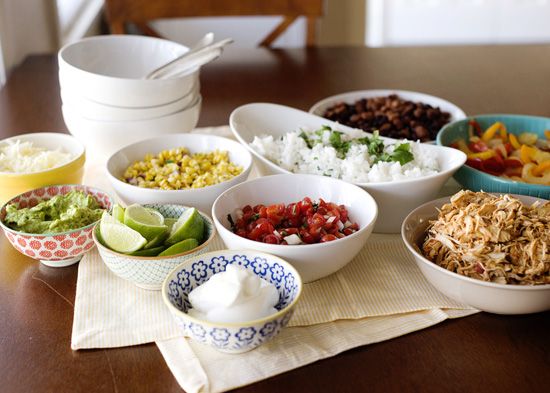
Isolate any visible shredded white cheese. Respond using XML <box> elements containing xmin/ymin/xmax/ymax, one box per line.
<box><xmin>0</xmin><ymin>140</ymin><xmax>74</xmax><ymax>173</ymax></box>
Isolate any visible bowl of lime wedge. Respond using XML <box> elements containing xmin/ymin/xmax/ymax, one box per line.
<box><xmin>93</xmin><ymin>203</ymin><xmax>216</xmax><ymax>290</ymax></box>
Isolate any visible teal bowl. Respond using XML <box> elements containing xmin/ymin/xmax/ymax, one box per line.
<box><xmin>437</xmin><ymin>114</ymin><xmax>550</xmax><ymax>199</ymax></box>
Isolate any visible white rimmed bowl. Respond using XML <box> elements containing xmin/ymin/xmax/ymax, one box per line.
<box><xmin>60</xmin><ymin>81</ymin><xmax>200</xmax><ymax>122</ymax></box>
<box><xmin>309</xmin><ymin>89</ymin><xmax>466</xmax><ymax>141</ymax></box>
<box><xmin>402</xmin><ymin>194</ymin><xmax>550</xmax><ymax>314</ymax></box>
<box><xmin>0</xmin><ymin>184</ymin><xmax>113</xmax><ymax>267</ymax></box>
<box><xmin>63</xmin><ymin>96</ymin><xmax>201</xmax><ymax>162</ymax></box>
<box><xmin>211</xmin><ymin>174</ymin><xmax>378</xmax><ymax>283</ymax></box>
<box><xmin>0</xmin><ymin>132</ymin><xmax>86</xmax><ymax>205</ymax></box>
<box><xmin>162</xmin><ymin>249</ymin><xmax>302</xmax><ymax>353</ymax></box>
<box><xmin>58</xmin><ymin>35</ymin><xmax>199</xmax><ymax>107</ymax></box>
<box><xmin>93</xmin><ymin>204</ymin><xmax>216</xmax><ymax>290</ymax></box>
<box><xmin>230</xmin><ymin>103</ymin><xmax>466</xmax><ymax>233</ymax></box>
<box><xmin>106</xmin><ymin>133</ymin><xmax>253</xmax><ymax>214</ymax></box>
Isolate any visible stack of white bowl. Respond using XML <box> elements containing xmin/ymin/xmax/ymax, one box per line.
<box><xmin>58</xmin><ymin>35</ymin><xmax>202</xmax><ymax>162</ymax></box>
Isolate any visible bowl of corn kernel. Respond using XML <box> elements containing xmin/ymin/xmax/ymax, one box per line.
<box><xmin>106</xmin><ymin>134</ymin><xmax>253</xmax><ymax>213</ymax></box>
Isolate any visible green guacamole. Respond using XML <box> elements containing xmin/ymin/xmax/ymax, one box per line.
<box><xmin>3</xmin><ymin>191</ymin><xmax>104</xmax><ymax>234</ymax></box>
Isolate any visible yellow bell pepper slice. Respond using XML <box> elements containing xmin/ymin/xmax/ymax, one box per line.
<box><xmin>509</xmin><ymin>133</ymin><xmax>521</xmax><ymax>150</ymax></box>
<box><xmin>481</xmin><ymin>122</ymin><xmax>502</xmax><ymax>142</ymax></box>
<box><xmin>520</xmin><ymin>145</ymin><xmax>538</xmax><ymax>164</ymax></box>
<box><xmin>545</xmin><ymin>130</ymin><xmax>550</xmax><ymax>140</ymax></box>
<box><xmin>468</xmin><ymin>150</ymin><xmax>495</xmax><ymax>160</ymax></box>
<box><xmin>532</xmin><ymin>160</ymin><xmax>550</xmax><ymax>176</ymax></box>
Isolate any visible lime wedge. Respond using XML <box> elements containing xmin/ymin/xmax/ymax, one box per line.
<box><xmin>165</xmin><ymin>207</ymin><xmax>204</xmax><ymax>245</ymax></box>
<box><xmin>124</xmin><ymin>204</ymin><xmax>167</xmax><ymax>241</ymax></box>
<box><xmin>146</xmin><ymin>208</ymin><xmax>165</xmax><ymax>224</ymax></box>
<box><xmin>158</xmin><ymin>238</ymin><xmax>198</xmax><ymax>256</ymax></box>
<box><xmin>164</xmin><ymin>217</ymin><xmax>178</xmax><ymax>231</ymax></box>
<box><xmin>130</xmin><ymin>245</ymin><xmax>165</xmax><ymax>257</ymax></box>
<box><xmin>101</xmin><ymin>210</ymin><xmax>117</xmax><ymax>225</ymax></box>
<box><xmin>143</xmin><ymin>229</ymin><xmax>168</xmax><ymax>249</ymax></box>
<box><xmin>112</xmin><ymin>204</ymin><xmax>125</xmax><ymax>223</ymax></box>
<box><xmin>100</xmin><ymin>222</ymin><xmax>147</xmax><ymax>253</ymax></box>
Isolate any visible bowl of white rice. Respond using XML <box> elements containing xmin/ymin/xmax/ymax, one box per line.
<box><xmin>230</xmin><ymin>103</ymin><xmax>467</xmax><ymax>233</ymax></box>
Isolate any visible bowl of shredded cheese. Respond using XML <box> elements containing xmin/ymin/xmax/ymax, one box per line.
<box><xmin>0</xmin><ymin>133</ymin><xmax>85</xmax><ymax>204</ymax></box>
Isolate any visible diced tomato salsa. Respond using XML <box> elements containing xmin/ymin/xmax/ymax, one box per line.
<box><xmin>228</xmin><ymin>197</ymin><xmax>359</xmax><ymax>245</ymax></box>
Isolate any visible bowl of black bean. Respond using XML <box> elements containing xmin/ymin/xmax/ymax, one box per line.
<box><xmin>309</xmin><ymin>90</ymin><xmax>466</xmax><ymax>143</ymax></box>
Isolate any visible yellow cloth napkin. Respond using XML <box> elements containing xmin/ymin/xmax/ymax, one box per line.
<box><xmin>72</xmin><ymin>126</ymin><xmax>476</xmax><ymax>392</ymax></box>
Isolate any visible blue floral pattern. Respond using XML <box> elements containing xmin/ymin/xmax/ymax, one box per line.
<box><xmin>165</xmin><ymin>251</ymin><xmax>301</xmax><ymax>353</ymax></box>
<box><xmin>209</xmin><ymin>256</ymin><xmax>228</xmax><ymax>273</ymax></box>
<box><xmin>191</xmin><ymin>260</ymin><xmax>208</xmax><ymax>282</ymax></box>
<box><xmin>231</xmin><ymin>254</ymin><xmax>250</xmax><ymax>267</ymax></box>
<box><xmin>251</xmin><ymin>257</ymin><xmax>269</xmax><ymax>275</ymax></box>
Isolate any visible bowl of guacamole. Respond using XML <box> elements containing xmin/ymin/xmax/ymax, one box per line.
<box><xmin>0</xmin><ymin>184</ymin><xmax>113</xmax><ymax>267</ymax></box>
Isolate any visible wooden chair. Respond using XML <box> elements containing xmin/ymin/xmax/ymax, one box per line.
<box><xmin>104</xmin><ymin>0</ymin><xmax>324</xmax><ymax>47</ymax></box>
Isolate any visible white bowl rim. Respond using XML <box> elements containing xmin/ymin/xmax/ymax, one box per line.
<box><xmin>308</xmin><ymin>88</ymin><xmax>467</xmax><ymax>119</ymax></box>
<box><xmin>230</xmin><ymin>103</ymin><xmax>467</xmax><ymax>187</ymax></box>
<box><xmin>63</xmin><ymin>95</ymin><xmax>202</xmax><ymax>125</ymax></box>
<box><xmin>401</xmin><ymin>194</ymin><xmax>550</xmax><ymax>291</ymax></box>
<box><xmin>0</xmin><ymin>183</ymin><xmax>113</xmax><ymax>236</ymax></box>
<box><xmin>0</xmin><ymin>132</ymin><xmax>85</xmax><ymax>176</ymax></box>
<box><xmin>106</xmin><ymin>133</ymin><xmax>253</xmax><ymax>195</ymax></box>
<box><xmin>92</xmin><ymin>204</ymin><xmax>216</xmax><ymax>260</ymax></box>
<box><xmin>58</xmin><ymin>35</ymin><xmax>199</xmax><ymax>82</ymax></box>
<box><xmin>60</xmin><ymin>80</ymin><xmax>200</xmax><ymax>111</ymax></box>
<box><xmin>211</xmin><ymin>173</ymin><xmax>379</xmax><ymax>250</ymax></box>
<box><xmin>161</xmin><ymin>249</ymin><xmax>303</xmax><ymax>328</ymax></box>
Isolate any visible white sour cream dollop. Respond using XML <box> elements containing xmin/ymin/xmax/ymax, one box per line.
<box><xmin>187</xmin><ymin>265</ymin><xmax>279</xmax><ymax>323</ymax></box>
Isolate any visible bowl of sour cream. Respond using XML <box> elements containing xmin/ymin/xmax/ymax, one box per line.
<box><xmin>161</xmin><ymin>250</ymin><xmax>302</xmax><ymax>353</ymax></box>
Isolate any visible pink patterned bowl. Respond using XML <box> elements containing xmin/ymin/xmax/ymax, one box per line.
<box><xmin>0</xmin><ymin>184</ymin><xmax>113</xmax><ymax>267</ymax></box>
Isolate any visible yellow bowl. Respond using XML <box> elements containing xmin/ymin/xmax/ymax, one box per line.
<box><xmin>0</xmin><ymin>132</ymin><xmax>85</xmax><ymax>205</ymax></box>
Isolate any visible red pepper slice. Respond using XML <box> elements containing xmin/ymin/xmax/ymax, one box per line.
<box><xmin>481</xmin><ymin>157</ymin><xmax>505</xmax><ymax>176</ymax></box>
<box><xmin>469</xmin><ymin>120</ymin><xmax>483</xmax><ymax>137</ymax></box>
<box><xmin>466</xmin><ymin>158</ymin><xmax>484</xmax><ymax>170</ymax></box>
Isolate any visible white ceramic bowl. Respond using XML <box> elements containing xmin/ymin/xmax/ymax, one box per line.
<box><xmin>106</xmin><ymin>133</ymin><xmax>253</xmax><ymax>214</ymax></box>
<box><xmin>402</xmin><ymin>194</ymin><xmax>550</xmax><ymax>315</ymax></box>
<box><xmin>63</xmin><ymin>96</ymin><xmax>201</xmax><ymax>162</ymax></box>
<box><xmin>211</xmin><ymin>174</ymin><xmax>378</xmax><ymax>283</ymax></box>
<box><xmin>58</xmin><ymin>35</ymin><xmax>199</xmax><ymax>107</ymax></box>
<box><xmin>230</xmin><ymin>103</ymin><xmax>467</xmax><ymax>234</ymax></box>
<box><xmin>309</xmin><ymin>89</ymin><xmax>466</xmax><ymax>139</ymax></box>
<box><xmin>60</xmin><ymin>81</ymin><xmax>200</xmax><ymax>122</ymax></box>
<box><xmin>93</xmin><ymin>204</ymin><xmax>216</xmax><ymax>290</ymax></box>
<box><xmin>162</xmin><ymin>249</ymin><xmax>302</xmax><ymax>353</ymax></box>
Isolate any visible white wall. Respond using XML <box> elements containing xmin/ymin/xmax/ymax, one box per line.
<box><xmin>367</xmin><ymin>0</ymin><xmax>550</xmax><ymax>47</ymax></box>
<box><xmin>0</xmin><ymin>0</ymin><xmax>58</xmax><ymax>76</ymax></box>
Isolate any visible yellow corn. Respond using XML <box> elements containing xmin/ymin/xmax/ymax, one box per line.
<box><xmin>122</xmin><ymin>147</ymin><xmax>243</xmax><ymax>190</ymax></box>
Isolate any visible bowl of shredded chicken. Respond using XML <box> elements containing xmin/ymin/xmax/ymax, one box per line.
<box><xmin>402</xmin><ymin>190</ymin><xmax>550</xmax><ymax>314</ymax></box>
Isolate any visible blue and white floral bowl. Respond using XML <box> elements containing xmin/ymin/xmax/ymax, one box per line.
<box><xmin>93</xmin><ymin>204</ymin><xmax>216</xmax><ymax>290</ymax></box>
<box><xmin>161</xmin><ymin>250</ymin><xmax>303</xmax><ymax>354</ymax></box>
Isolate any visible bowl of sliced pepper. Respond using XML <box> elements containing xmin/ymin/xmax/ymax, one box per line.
<box><xmin>437</xmin><ymin>114</ymin><xmax>550</xmax><ymax>199</ymax></box>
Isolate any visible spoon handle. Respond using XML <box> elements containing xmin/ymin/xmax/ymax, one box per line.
<box><xmin>145</xmin><ymin>38</ymin><xmax>233</xmax><ymax>79</ymax></box>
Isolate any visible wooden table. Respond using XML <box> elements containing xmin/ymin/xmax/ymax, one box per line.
<box><xmin>0</xmin><ymin>46</ymin><xmax>548</xmax><ymax>393</ymax></box>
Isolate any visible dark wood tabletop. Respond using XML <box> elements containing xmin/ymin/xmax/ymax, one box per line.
<box><xmin>0</xmin><ymin>45</ymin><xmax>549</xmax><ymax>393</ymax></box>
